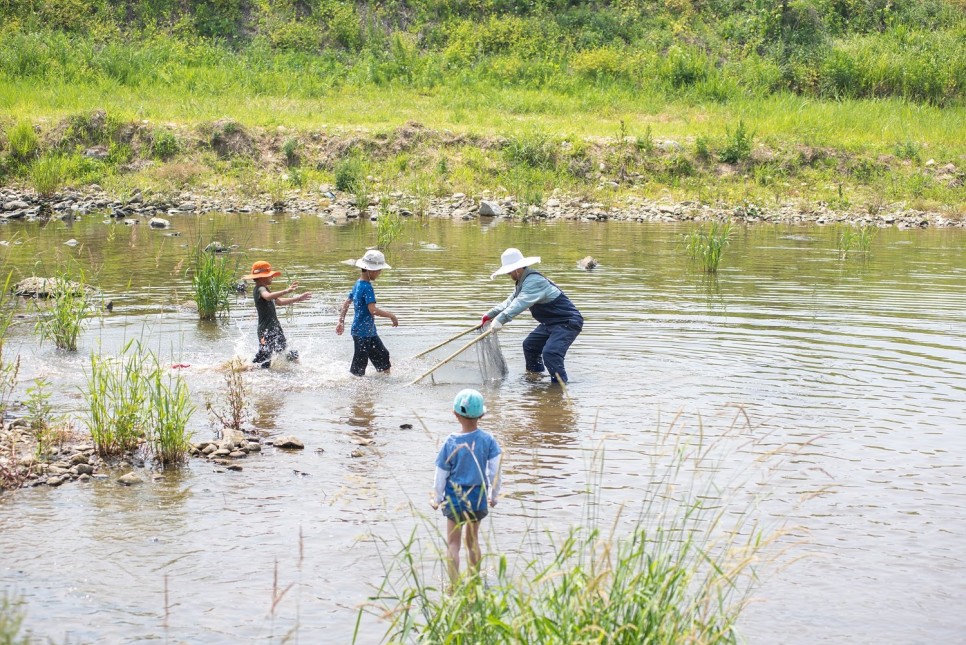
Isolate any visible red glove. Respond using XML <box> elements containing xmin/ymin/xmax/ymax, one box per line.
<box><xmin>481</xmin><ymin>315</ymin><xmax>491</xmax><ymax>326</ymax></box>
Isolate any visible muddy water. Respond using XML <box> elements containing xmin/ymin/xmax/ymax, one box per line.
<box><xmin>1</xmin><ymin>214</ymin><xmax>964</xmax><ymax>643</ymax></box>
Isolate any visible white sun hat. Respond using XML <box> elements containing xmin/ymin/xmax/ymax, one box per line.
<box><xmin>490</xmin><ymin>247</ymin><xmax>540</xmax><ymax>279</ymax></box>
<box><xmin>355</xmin><ymin>249</ymin><xmax>391</xmax><ymax>270</ymax></box>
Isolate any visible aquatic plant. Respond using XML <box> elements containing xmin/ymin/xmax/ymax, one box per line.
<box><xmin>0</xmin><ymin>593</ymin><xmax>29</xmax><ymax>645</ymax></box>
<box><xmin>206</xmin><ymin>358</ymin><xmax>249</xmax><ymax>435</ymax></box>
<box><xmin>147</xmin><ymin>366</ymin><xmax>194</xmax><ymax>466</ymax></box>
<box><xmin>376</xmin><ymin>202</ymin><xmax>403</xmax><ymax>250</ymax></box>
<box><xmin>359</xmin><ymin>411</ymin><xmax>785</xmax><ymax>645</ymax></box>
<box><xmin>86</xmin><ymin>341</ymin><xmax>194</xmax><ymax>464</ymax></box>
<box><xmin>684</xmin><ymin>220</ymin><xmax>734</xmax><ymax>273</ymax></box>
<box><xmin>838</xmin><ymin>224</ymin><xmax>878</xmax><ymax>257</ymax></box>
<box><xmin>24</xmin><ymin>377</ymin><xmax>71</xmax><ymax>460</ymax></box>
<box><xmin>189</xmin><ymin>243</ymin><xmax>237</xmax><ymax>321</ymax></box>
<box><xmin>85</xmin><ymin>342</ymin><xmax>149</xmax><ymax>457</ymax></box>
<box><xmin>33</xmin><ymin>269</ymin><xmax>92</xmax><ymax>351</ymax></box>
<box><xmin>0</xmin><ymin>272</ymin><xmax>20</xmax><ymax>422</ymax></box>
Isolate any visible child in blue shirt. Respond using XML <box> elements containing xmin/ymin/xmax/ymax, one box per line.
<box><xmin>432</xmin><ymin>389</ymin><xmax>503</xmax><ymax>585</ymax></box>
<box><xmin>335</xmin><ymin>249</ymin><xmax>398</xmax><ymax>376</ymax></box>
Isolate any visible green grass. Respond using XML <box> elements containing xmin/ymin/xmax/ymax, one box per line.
<box><xmin>838</xmin><ymin>224</ymin><xmax>879</xmax><ymax>257</ymax></box>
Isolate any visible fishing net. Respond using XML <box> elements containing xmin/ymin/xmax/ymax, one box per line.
<box><xmin>475</xmin><ymin>329</ymin><xmax>508</xmax><ymax>382</ymax></box>
<box><xmin>424</xmin><ymin>329</ymin><xmax>508</xmax><ymax>385</ymax></box>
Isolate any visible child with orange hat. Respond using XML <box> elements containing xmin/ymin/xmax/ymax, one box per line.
<box><xmin>242</xmin><ymin>260</ymin><xmax>312</xmax><ymax>368</ymax></box>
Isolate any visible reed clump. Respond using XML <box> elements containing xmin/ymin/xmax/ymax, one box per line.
<box><xmin>684</xmin><ymin>220</ymin><xmax>734</xmax><ymax>273</ymax></box>
<box><xmin>147</xmin><ymin>366</ymin><xmax>194</xmax><ymax>466</ymax></box>
<box><xmin>85</xmin><ymin>340</ymin><xmax>194</xmax><ymax>464</ymax></box>
<box><xmin>33</xmin><ymin>269</ymin><xmax>92</xmax><ymax>351</ymax></box>
<box><xmin>837</xmin><ymin>224</ymin><xmax>878</xmax><ymax>257</ymax></box>
<box><xmin>189</xmin><ymin>243</ymin><xmax>237</xmax><ymax>321</ymax></box>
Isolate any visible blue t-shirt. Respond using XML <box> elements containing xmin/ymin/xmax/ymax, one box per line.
<box><xmin>349</xmin><ymin>279</ymin><xmax>377</xmax><ymax>337</ymax></box>
<box><xmin>435</xmin><ymin>429</ymin><xmax>502</xmax><ymax>513</ymax></box>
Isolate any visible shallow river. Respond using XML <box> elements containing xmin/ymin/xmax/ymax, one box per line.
<box><xmin>1</xmin><ymin>213</ymin><xmax>964</xmax><ymax>643</ymax></box>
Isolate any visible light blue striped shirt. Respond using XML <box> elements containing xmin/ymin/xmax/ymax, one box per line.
<box><xmin>486</xmin><ymin>268</ymin><xmax>561</xmax><ymax>324</ymax></box>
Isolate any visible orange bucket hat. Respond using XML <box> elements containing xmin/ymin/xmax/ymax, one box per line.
<box><xmin>242</xmin><ymin>260</ymin><xmax>282</xmax><ymax>280</ymax></box>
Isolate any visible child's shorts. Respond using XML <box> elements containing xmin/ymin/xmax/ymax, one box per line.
<box><xmin>253</xmin><ymin>331</ymin><xmax>297</xmax><ymax>368</ymax></box>
<box><xmin>443</xmin><ymin>507</ymin><xmax>488</xmax><ymax>523</ymax></box>
<box><xmin>351</xmin><ymin>335</ymin><xmax>391</xmax><ymax>376</ymax></box>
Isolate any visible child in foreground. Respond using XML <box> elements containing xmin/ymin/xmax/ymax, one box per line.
<box><xmin>432</xmin><ymin>389</ymin><xmax>503</xmax><ymax>586</ymax></box>
<box><xmin>335</xmin><ymin>249</ymin><xmax>398</xmax><ymax>376</ymax></box>
<box><xmin>243</xmin><ymin>260</ymin><xmax>312</xmax><ymax>368</ymax></box>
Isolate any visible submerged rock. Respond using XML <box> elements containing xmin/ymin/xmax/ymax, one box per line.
<box><xmin>577</xmin><ymin>256</ymin><xmax>599</xmax><ymax>270</ymax></box>
<box><xmin>117</xmin><ymin>472</ymin><xmax>143</xmax><ymax>486</ymax></box>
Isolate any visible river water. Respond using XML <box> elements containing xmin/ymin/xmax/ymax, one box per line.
<box><xmin>1</xmin><ymin>213</ymin><xmax>964</xmax><ymax>643</ymax></box>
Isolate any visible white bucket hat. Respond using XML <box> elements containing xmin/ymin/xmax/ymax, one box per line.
<box><xmin>490</xmin><ymin>248</ymin><xmax>540</xmax><ymax>279</ymax></box>
<box><xmin>355</xmin><ymin>249</ymin><xmax>391</xmax><ymax>271</ymax></box>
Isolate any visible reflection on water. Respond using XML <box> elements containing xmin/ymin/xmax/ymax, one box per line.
<box><xmin>1</xmin><ymin>215</ymin><xmax>965</xmax><ymax>643</ymax></box>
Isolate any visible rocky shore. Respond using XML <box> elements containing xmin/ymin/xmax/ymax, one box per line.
<box><xmin>1</xmin><ymin>184</ymin><xmax>962</xmax><ymax>230</ymax></box>
<box><xmin>0</xmin><ymin>415</ymin><xmax>306</xmax><ymax>492</ymax></box>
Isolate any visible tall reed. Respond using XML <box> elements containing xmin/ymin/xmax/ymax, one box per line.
<box><xmin>189</xmin><ymin>244</ymin><xmax>237</xmax><ymax>321</ymax></box>
<box><xmin>147</xmin><ymin>367</ymin><xmax>194</xmax><ymax>466</ymax></box>
<box><xmin>837</xmin><ymin>224</ymin><xmax>878</xmax><ymax>257</ymax></box>
<box><xmin>86</xmin><ymin>341</ymin><xmax>194</xmax><ymax>464</ymax></box>
<box><xmin>684</xmin><ymin>220</ymin><xmax>734</xmax><ymax>273</ymax></box>
<box><xmin>33</xmin><ymin>269</ymin><xmax>91</xmax><ymax>351</ymax></box>
<box><xmin>0</xmin><ymin>272</ymin><xmax>20</xmax><ymax>422</ymax></box>
<box><xmin>0</xmin><ymin>593</ymin><xmax>29</xmax><ymax>644</ymax></box>
<box><xmin>376</xmin><ymin>204</ymin><xmax>403</xmax><ymax>250</ymax></box>
<box><xmin>85</xmin><ymin>341</ymin><xmax>149</xmax><ymax>457</ymax></box>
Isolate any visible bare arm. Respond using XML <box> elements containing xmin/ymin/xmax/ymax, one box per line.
<box><xmin>262</xmin><ymin>281</ymin><xmax>311</xmax><ymax>306</ymax></box>
<box><xmin>367</xmin><ymin>302</ymin><xmax>398</xmax><ymax>327</ymax></box>
<box><xmin>335</xmin><ymin>298</ymin><xmax>351</xmax><ymax>335</ymax></box>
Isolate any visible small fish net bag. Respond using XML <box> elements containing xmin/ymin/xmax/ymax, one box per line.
<box><xmin>474</xmin><ymin>329</ymin><xmax>508</xmax><ymax>382</ymax></box>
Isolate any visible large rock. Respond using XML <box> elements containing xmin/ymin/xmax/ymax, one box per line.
<box><xmin>149</xmin><ymin>217</ymin><xmax>171</xmax><ymax>229</ymax></box>
<box><xmin>479</xmin><ymin>201</ymin><xmax>503</xmax><ymax>217</ymax></box>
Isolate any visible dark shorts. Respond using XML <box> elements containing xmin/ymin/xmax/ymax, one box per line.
<box><xmin>253</xmin><ymin>330</ymin><xmax>297</xmax><ymax>368</ymax></box>
<box><xmin>442</xmin><ymin>507</ymin><xmax>488</xmax><ymax>523</ymax></box>
<box><xmin>350</xmin><ymin>335</ymin><xmax>391</xmax><ymax>376</ymax></box>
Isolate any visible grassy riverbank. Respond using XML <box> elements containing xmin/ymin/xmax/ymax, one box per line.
<box><xmin>0</xmin><ymin>1</ymin><xmax>963</xmax><ymax>215</ymax></box>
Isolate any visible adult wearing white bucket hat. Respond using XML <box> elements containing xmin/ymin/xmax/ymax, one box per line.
<box><xmin>336</xmin><ymin>249</ymin><xmax>399</xmax><ymax>376</ymax></box>
<box><xmin>482</xmin><ymin>248</ymin><xmax>583</xmax><ymax>384</ymax></box>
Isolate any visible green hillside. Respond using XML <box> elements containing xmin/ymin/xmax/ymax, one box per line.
<box><xmin>0</xmin><ymin>1</ymin><xmax>963</xmax><ymax>214</ymax></box>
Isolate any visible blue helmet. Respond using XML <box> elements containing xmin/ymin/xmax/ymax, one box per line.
<box><xmin>453</xmin><ymin>389</ymin><xmax>486</xmax><ymax>419</ymax></box>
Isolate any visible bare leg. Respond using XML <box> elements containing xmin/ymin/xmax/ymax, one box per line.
<box><xmin>446</xmin><ymin>518</ymin><xmax>462</xmax><ymax>587</ymax></box>
<box><xmin>464</xmin><ymin>520</ymin><xmax>482</xmax><ymax>575</ymax></box>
